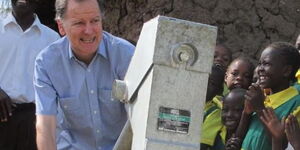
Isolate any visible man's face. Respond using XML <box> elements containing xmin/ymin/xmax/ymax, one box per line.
<box><xmin>57</xmin><ymin>0</ymin><xmax>103</xmax><ymax>61</ymax></box>
<box><xmin>11</xmin><ymin>0</ymin><xmax>36</xmax><ymax>16</ymax></box>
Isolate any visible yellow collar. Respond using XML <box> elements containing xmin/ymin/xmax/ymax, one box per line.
<box><xmin>264</xmin><ymin>86</ymin><xmax>298</xmax><ymax>109</ymax></box>
<box><xmin>296</xmin><ymin>69</ymin><xmax>300</xmax><ymax>83</ymax></box>
<box><xmin>220</xmin><ymin>126</ymin><xmax>227</xmax><ymax>144</ymax></box>
<box><xmin>205</xmin><ymin>96</ymin><xmax>223</xmax><ymax>111</ymax></box>
<box><xmin>213</xmin><ymin>96</ymin><xmax>223</xmax><ymax>109</ymax></box>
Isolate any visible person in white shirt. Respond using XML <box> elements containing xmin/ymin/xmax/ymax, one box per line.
<box><xmin>0</xmin><ymin>0</ymin><xmax>11</xmax><ymax>18</ymax></box>
<box><xmin>0</xmin><ymin>0</ymin><xmax>60</xmax><ymax>149</ymax></box>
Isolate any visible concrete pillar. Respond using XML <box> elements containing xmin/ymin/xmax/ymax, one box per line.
<box><xmin>113</xmin><ymin>15</ymin><xmax>217</xmax><ymax>150</ymax></box>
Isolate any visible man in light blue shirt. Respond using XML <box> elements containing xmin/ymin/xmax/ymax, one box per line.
<box><xmin>34</xmin><ymin>0</ymin><xmax>134</xmax><ymax>149</ymax></box>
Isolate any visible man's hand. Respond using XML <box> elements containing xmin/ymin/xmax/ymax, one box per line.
<box><xmin>0</xmin><ymin>88</ymin><xmax>12</xmax><ymax>122</ymax></box>
<box><xmin>245</xmin><ymin>83</ymin><xmax>265</xmax><ymax>113</ymax></box>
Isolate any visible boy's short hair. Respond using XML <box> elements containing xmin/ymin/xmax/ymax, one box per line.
<box><xmin>223</xmin><ymin>88</ymin><xmax>247</xmax><ymax>103</ymax></box>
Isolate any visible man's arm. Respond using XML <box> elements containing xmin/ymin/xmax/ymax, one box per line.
<box><xmin>34</xmin><ymin>55</ymin><xmax>58</xmax><ymax>150</ymax></box>
<box><xmin>36</xmin><ymin>115</ymin><xmax>57</xmax><ymax>150</ymax></box>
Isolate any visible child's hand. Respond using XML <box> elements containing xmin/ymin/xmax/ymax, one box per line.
<box><xmin>225</xmin><ymin>136</ymin><xmax>242</xmax><ymax>150</ymax></box>
<box><xmin>285</xmin><ymin>114</ymin><xmax>300</xmax><ymax>150</ymax></box>
<box><xmin>245</xmin><ymin>83</ymin><xmax>265</xmax><ymax>113</ymax></box>
<box><xmin>260</xmin><ymin>107</ymin><xmax>285</xmax><ymax>140</ymax></box>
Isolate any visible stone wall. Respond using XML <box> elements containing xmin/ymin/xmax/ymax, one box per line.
<box><xmin>102</xmin><ymin>0</ymin><xmax>300</xmax><ymax>62</ymax></box>
<box><xmin>4</xmin><ymin>0</ymin><xmax>297</xmax><ymax>62</ymax></box>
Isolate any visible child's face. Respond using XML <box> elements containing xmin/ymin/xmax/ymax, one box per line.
<box><xmin>221</xmin><ymin>94</ymin><xmax>244</xmax><ymax>131</ymax></box>
<box><xmin>225</xmin><ymin>60</ymin><xmax>252</xmax><ymax>90</ymax></box>
<box><xmin>214</xmin><ymin>45</ymin><xmax>231</xmax><ymax>68</ymax></box>
<box><xmin>257</xmin><ymin>47</ymin><xmax>287</xmax><ymax>92</ymax></box>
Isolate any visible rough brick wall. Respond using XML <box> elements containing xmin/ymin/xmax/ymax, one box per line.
<box><xmin>102</xmin><ymin>0</ymin><xmax>300</xmax><ymax>62</ymax></box>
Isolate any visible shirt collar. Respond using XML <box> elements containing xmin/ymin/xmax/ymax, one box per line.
<box><xmin>264</xmin><ymin>86</ymin><xmax>298</xmax><ymax>109</ymax></box>
<box><xmin>220</xmin><ymin>126</ymin><xmax>227</xmax><ymax>145</ymax></box>
<box><xmin>68</xmin><ymin>35</ymin><xmax>108</xmax><ymax>60</ymax></box>
<box><xmin>2</xmin><ymin>13</ymin><xmax>41</xmax><ymax>33</ymax></box>
<box><xmin>98</xmin><ymin>38</ymin><xmax>108</xmax><ymax>59</ymax></box>
<box><xmin>212</xmin><ymin>96</ymin><xmax>223</xmax><ymax>109</ymax></box>
<box><xmin>296</xmin><ymin>69</ymin><xmax>300</xmax><ymax>83</ymax></box>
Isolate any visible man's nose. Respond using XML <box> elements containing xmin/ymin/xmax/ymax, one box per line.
<box><xmin>84</xmin><ymin>24</ymin><xmax>93</xmax><ymax>34</ymax></box>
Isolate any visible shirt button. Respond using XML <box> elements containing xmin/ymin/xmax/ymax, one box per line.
<box><xmin>96</xmin><ymin>129</ymin><xmax>100</xmax><ymax>133</ymax></box>
<box><xmin>87</xmin><ymin>69</ymin><xmax>91</xmax><ymax>72</ymax></box>
<box><xmin>94</xmin><ymin>110</ymin><xmax>97</xmax><ymax>114</ymax></box>
<box><xmin>64</xmin><ymin>105</ymin><xmax>67</xmax><ymax>108</ymax></box>
<box><xmin>90</xmin><ymin>90</ymin><xmax>94</xmax><ymax>94</ymax></box>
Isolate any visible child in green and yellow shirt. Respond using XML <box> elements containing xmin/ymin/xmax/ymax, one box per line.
<box><xmin>242</xmin><ymin>42</ymin><xmax>300</xmax><ymax>150</ymax></box>
<box><xmin>201</xmin><ymin>57</ymin><xmax>254</xmax><ymax>150</ymax></box>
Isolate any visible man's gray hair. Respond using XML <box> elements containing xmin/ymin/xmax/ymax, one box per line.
<box><xmin>55</xmin><ymin>0</ymin><xmax>104</xmax><ymax>20</ymax></box>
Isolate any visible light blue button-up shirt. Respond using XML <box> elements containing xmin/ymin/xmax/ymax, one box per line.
<box><xmin>34</xmin><ymin>31</ymin><xmax>134</xmax><ymax>150</ymax></box>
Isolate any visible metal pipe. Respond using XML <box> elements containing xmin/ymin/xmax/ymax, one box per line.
<box><xmin>113</xmin><ymin>120</ymin><xmax>133</xmax><ymax>150</ymax></box>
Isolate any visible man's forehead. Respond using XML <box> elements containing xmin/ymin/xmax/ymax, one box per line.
<box><xmin>63</xmin><ymin>0</ymin><xmax>101</xmax><ymax>19</ymax></box>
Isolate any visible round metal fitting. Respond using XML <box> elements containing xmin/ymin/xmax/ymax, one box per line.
<box><xmin>171</xmin><ymin>43</ymin><xmax>198</xmax><ymax>66</ymax></box>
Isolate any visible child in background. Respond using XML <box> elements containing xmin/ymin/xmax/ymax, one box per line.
<box><xmin>200</xmin><ymin>57</ymin><xmax>254</xmax><ymax>149</ymax></box>
<box><xmin>242</xmin><ymin>42</ymin><xmax>300</xmax><ymax>150</ymax></box>
<box><xmin>225</xmin><ymin>57</ymin><xmax>254</xmax><ymax>90</ymax></box>
<box><xmin>202</xmin><ymin>88</ymin><xmax>247</xmax><ymax>150</ymax></box>
<box><xmin>225</xmin><ymin>65</ymin><xmax>260</xmax><ymax>150</ymax></box>
<box><xmin>220</xmin><ymin>88</ymin><xmax>247</xmax><ymax>149</ymax></box>
<box><xmin>213</xmin><ymin>43</ymin><xmax>232</xmax><ymax>95</ymax></box>
<box><xmin>201</xmin><ymin>64</ymin><xmax>226</xmax><ymax>150</ymax></box>
<box><xmin>214</xmin><ymin>44</ymin><xmax>232</xmax><ymax>69</ymax></box>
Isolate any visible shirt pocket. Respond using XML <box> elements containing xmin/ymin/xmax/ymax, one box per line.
<box><xmin>98</xmin><ymin>89</ymin><xmax>125</xmax><ymax>125</ymax></box>
<box><xmin>58</xmin><ymin>97</ymin><xmax>89</xmax><ymax>129</ymax></box>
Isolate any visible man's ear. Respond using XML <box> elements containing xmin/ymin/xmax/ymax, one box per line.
<box><xmin>56</xmin><ymin>19</ymin><xmax>66</xmax><ymax>36</ymax></box>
